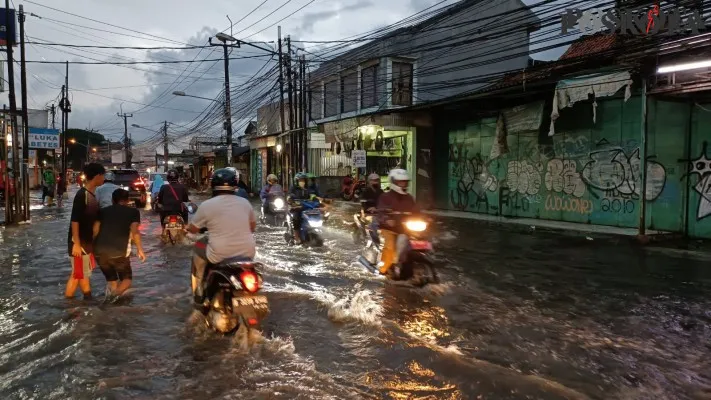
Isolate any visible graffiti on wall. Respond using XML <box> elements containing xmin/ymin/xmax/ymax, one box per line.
<box><xmin>544</xmin><ymin>159</ymin><xmax>586</xmax><ymax>197</ymax></box>
<box><xmin>681</xmin><ymin>141</ymin><xmax>711</xmax><ymax>220</ymax></box>
<box><xmin>506</xmin><ymin>160</ymin><xmax>542</xmax><ymax>195</ymax></box>
<box><xmin>449</xmin><ymin>142</ymin><xmax>497</xmax><ymax>211</ymax></box>
<box><xmin>581</xmin><ymin>143</ymin><xmax>666</xmax><ymax>201</ymax></box>
<box><xmin>545</xmin><ymin>195</ymin><xmax>593</xmax><ymax>214</ymax></box>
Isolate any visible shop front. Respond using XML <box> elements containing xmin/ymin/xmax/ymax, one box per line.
<box><xmin>249</xmin><ymin>133</ymin><xmax>277</xmax><ymax>192</ymax></box>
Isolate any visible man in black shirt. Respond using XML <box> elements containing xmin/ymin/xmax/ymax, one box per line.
<box><xmin>94</xmin><ymin>189</ymin><xmax>146</xmax><ymax>297</ymax></box>
<box><xmin>360</xmin><ymin>173</ymin><xmax>383</xmax><ymax>218</ymax></box>
<box><xmin>156</xmin><ymin>169</ymin><xmax>190</xmax><ymax>227</ymax></box>
<box><xmin>66</xmin><ymin>163</ymin><xmax>105</xmax><ymax>299</ymax></box>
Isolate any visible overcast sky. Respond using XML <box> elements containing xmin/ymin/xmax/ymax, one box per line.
<box><xmin>0</xmin><ymin>0</ymin><xmax>572</xmax><ymax>148</ymax></box>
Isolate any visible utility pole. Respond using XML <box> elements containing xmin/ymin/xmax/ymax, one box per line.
<box><xmin>163</xmin><ymin>120</ymin><xmax>169</xmax><ymax>169</ymax></box>
<box><xmin>59</xmin><ymin>62</ymin><xmax>70</xmax><ymax>187</ymax></box>
<box><xmin>5</xmin><ymin>1</ymin><xmax>20</xmax><ymax>222</ymax></box>
<box><xmin>19</xmin><ymin>4</ymin><xmax>29</xmax><ymax>220</ymax></box>
<box><xmin>286</xmin><ymin>36</ymin><xmax>294</xmax><ymax>132</ymax></box>
<box><xmin>301</xmin><ymin>55</ymin><xmax>307</xmax><ymax>172</ymax></box>
<box><xmin>209</xmin><ymin>34</ymin><xmax>239</xmax><ymax>167</ymax></box>
<box><xmin>50</xmin><ymin>104</ymin><xmax>55</xmax><ymax>129</ymax></box>
<box><xmin>117</xmin><ymin>112</ymin><xmax>133</xmax><ymax>168</ymax></box>
<box><xmin>277</xmin><ymin>27</ymin><xmax>286</xmax><ymax>184</ymax></box>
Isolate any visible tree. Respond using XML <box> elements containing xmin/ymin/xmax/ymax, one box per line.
<box><xmin>64</xmin><ymin>129</ymin><xmax>107</xmax><ymax>170</ymax></box>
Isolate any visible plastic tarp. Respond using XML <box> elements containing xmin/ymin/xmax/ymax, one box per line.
<box><xmin>549</xmin><ymin>71</ymin><xmax>632</xmax><ymax>136</ymax></box>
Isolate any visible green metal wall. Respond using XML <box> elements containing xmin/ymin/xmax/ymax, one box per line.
<box><xmin>434</xmin><ymin>97</ymin><xmax>711</xmax><ymax>238</ymax></box>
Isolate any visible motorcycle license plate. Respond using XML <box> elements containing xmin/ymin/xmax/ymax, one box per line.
<box><xmin>167</xmin><ymin>223</ymin><xmax>180</xmax><ymax>228</ymax></box>
<box><xmin>410</xmin><ymin>240</ymin><xmax>432</xmax><ymax>251</ymax></box>
<box><xmin>232</xmin><ymin>295</ymin><xmax>268</xmax><ymax>309</ymax></box>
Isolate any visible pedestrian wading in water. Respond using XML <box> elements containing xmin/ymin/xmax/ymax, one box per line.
<box><xmin>66</xmin><ymin>163</ymin><xmax>105</xmax><ymax>299</ymax></box>
<box><xmin>93</xmin><ymin>188</ymin><xmax>146</xmax><ymax>299</ymax></box>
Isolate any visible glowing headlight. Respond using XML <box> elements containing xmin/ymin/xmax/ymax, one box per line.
<box><xmin>308</xmin><ymin>219</ymin><xmax>323</xmax><ymax>228</ymax></box>
<box><xmin>404</xmin><ymin>219</ymin><xmax>427</xmax><ymax>232</ymax></box>
<box><xmin>273</xmin><ymin>198</ymin><xmax>285</xmax><ymax>209</ymax></box>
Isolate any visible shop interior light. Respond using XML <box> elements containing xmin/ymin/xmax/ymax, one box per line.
<box><xmin>657</xmin><ymin>59</ymin><xmax>711</xmax><ymax>73</ymax></box>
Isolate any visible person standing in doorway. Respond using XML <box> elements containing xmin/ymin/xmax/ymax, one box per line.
<box><xmin>93</xmin><ymin>189</ymin><xmax>146</xmax><ymax>298</ymax></box>
<box><xmin>66</xmin><ymin>163</ymin><xmax>105</xmax><ymax>300</ymax></box>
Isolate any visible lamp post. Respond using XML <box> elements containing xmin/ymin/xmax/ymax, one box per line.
<box><xmin>69</xmin><ymin>138</ymin><xmax>97</xmax><ymax>164</ymax></box>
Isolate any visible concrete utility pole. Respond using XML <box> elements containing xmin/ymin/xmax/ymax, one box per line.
<box><xmin>163</xmin><ymin>120</ymin><xmax>169</xmax><ymax>169</ymax></box>
<box><xmin>5</xmin><ymin>1</ymin><xmax>20</xmax><ymax>223</ymax></box>
<box><xmin>286</xmin><ymin>36</ymin><xmax>294</xmax><ymax>132</ymax></box>
<box><xmin>209</xmin><ymin>33</ymin><xmax>239</xmax><ymax>167</ymax></box>
<box><xmin>117</xmin><ymin>112</ymin><xmax>133</xmax><ymax>168</ymax></box>
<box><xmin>301</xmin><ymin>54</ymin><xmax>307</xmax><ymax>172</ymax></box>
<box><xmin>58</xmin><ymin>62</ymin><xmax>70</xmax><ymax>188</ymax></box>
<box><xmin>277</xmin><ymin>26</ymin><xmax>286</xmax><ymax>184</ymax></box>
<box><xmin>19</xmin><ymin>4</ymin><xmax>30</xmax><ymax>220</ymax></box>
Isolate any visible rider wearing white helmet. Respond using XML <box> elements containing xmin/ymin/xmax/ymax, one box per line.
<box><xmin>376</xmin><ymin>168</ymin><xmax>418</xmax><ymax>275</ymax></box>
<box><xmin>260</xmin><ymin>173</ymin><xmax>284</xmax><ymax>213</ymax></box>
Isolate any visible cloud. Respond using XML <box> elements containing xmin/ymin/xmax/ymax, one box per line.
<box><xmin>296</xmin><ymin>0</ymin><xmax>375</xmax><ymax>35</ymax></box>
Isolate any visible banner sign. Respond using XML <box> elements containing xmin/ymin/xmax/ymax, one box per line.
<box><xmin>352</xmin><ymin>150</ymin><xmax>366</xmax><ymax>168</ymax></box>
<box><xmin>0</xmin><ymin>9</ymin><xmax>17</xmax><ymax>46</ymax></box>
<box><xmin>28</xmin><ymin>128</ymin><xmax>60</xmax><ymax>149</ymax></box>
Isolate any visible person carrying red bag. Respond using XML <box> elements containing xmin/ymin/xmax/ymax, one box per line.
<box><xmin>65</xmin><ymin>163</ymin><xmax>105</xmax><ymax>300</ymax></box>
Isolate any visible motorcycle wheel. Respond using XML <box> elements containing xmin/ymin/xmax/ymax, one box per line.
<box><xmin>409</xmin><ymin>262</ymin><xmax>438</xmax><ymax>287</ymax></box>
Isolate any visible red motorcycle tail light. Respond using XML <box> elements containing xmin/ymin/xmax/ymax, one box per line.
<box><xmin>169</xmin><ymin>216</ymin><xmax>177</xmax><ymax>223</ymax></box>
<box><xmin>240</xmin><ymin>270</ymin><xmax>260</xmax><ymax>293</ymax></box>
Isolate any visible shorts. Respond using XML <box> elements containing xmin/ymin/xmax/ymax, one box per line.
<box><xmin>97</xmin><ymin>256</ymin><xmax>132</xmax><ymax>281</ymax></box>
<box><xmin>70</xmin><ymin>254</ymin><xmax>95</xmax><ymax>279</ymax></box>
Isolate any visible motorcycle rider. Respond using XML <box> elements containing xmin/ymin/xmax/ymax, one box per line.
<box><xmin>185</xmin><ymin>168</ymin><xmax>257</xmax><ymax>304</ymax></box>
<box><xmin>95</xmin><ymin>171</ymin><xmax>120</xmax><ymax>209</ymax></box>
<box><xmin>260</xmin><ymin>174</ymin><xmax>284</xmax><ymax>216</ymax></box>
<box><xmin>287</xmin><ymin>172</ymin><xmax>315</xmax><ymax>244</ymax></box>
<box><xmin>360</xmin><ymin>173</ymin><xmax>383</xmax><ymax>219</ymax></box>
<box><xmin>156</xmin><ymin>169</ymin><xmax>190</xmax><ymax>228</ymax></box>
<box><xmin>376</xmin><ymin>169</ymin><xmax>418</xmax><ymax>277</ymax></box>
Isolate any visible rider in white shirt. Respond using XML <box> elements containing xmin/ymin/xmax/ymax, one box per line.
<box><xmin>185</xmin><ymin>168</ymin><xmax>256</xmax><ymax>304</ymax></box>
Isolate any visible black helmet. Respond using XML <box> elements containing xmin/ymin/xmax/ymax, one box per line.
<box><xmin>167</xmin><ymin>169</ymin><xmax>179</xmax><ymax>182</ymax></box>
<box><xmin>211</xmin><ymin>168</ymin><xmax>238</xmax><ymax>193</ymax></box>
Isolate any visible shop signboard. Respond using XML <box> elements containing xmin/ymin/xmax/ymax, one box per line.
<box><xmin>352</xmin><ymin>150</ymin><xmax>366</xmax><ymax>168</ymax></box>
<box><xmin>28</xmin><ymin>128</ymin><xmax>60</xmax><ymax>149</ymax></box>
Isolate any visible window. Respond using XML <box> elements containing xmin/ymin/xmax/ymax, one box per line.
<box><xmin>324</xmin><ymin>80</ymin><xmax>338</xmax><ymax>117</ymax></box>
<box><xmin>341</xmin><ymin>73</ymin><xmax>358</xmax><ymax>113</ymax></box>
<box><xmin>361</xmin><ymin>65</ymin><xmax>378</xmax><ymax>108</ymax></box>
<box><xmin>391</xmin><ymin>62</ymin><xmax>413</xmax><ymax>106</ymax></box>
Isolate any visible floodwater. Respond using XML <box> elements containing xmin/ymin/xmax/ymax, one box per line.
<box><xmin>0</xmin><ymin>193</ymin><xmax>709</xmax><ymax>399</ymax></box>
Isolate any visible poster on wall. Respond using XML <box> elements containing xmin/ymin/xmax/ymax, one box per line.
<box><xmin>352</xmin><ymin>150</ymin><xmax>366</xmax><ymax>168</ymax></box>
<box><xmin>28</xmin><ymin>128</ymin><xmax>60</xmax><ymax>149</ymax></box>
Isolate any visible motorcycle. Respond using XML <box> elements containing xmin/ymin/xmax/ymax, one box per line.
<box><xmin>260</xmin><ymin>194</ymin><xmax>287</xmax><ymax>227</ymax></box>
<box><xmin>198</xmin><ymin>255</ymin><xmax>269</xmax><ymax>334</ymax></box>
<box><xmin>341</xmin><ymin>174</ymin><xmax>365</xmax><ymax>201</ymax></box>
<box><xmin>357</xmin><ymin>212</ymin><xmax>439</xmax><ymax>287</ymax></box>
<box><xmin>285</xmin><ymin>199</ymin><xmax>324</xmax><ymax>247</ymax></box>
<box><xmin>161</xmin><ymin>203</ymin><xmax>196</xmax><ymax>245</ymax></box>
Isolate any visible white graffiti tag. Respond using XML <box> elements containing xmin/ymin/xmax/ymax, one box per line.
<box><xmin>581</xmin><ymin>147</ymin><xmax>666</xmax><ymax>201</ymax></box>
<box><xmin>545</xmin><ymin>159</ymin><xmax>586</xmax><ymax>197</ymax></box>
<box><xmin>507</xmin><ymin>160</ymin><xmax>542</xmax><ymax>195</ymax></box>
<box><xmin>684</xmin><ymin>141</ymin><xmax>711</xmax><ymax>220</ymax></box>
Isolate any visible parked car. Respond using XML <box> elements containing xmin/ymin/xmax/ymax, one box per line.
<box><xmin>112</xmin><ymin>169</ymin><xmax>147</xmax><ymax>207</ymax></box>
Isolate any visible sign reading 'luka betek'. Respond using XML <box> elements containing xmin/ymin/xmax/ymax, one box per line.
<box><xmin>562</xmin><ymin>6</ymin><xmax>706</xmax><ymax>35</ymax></box>
<box><xmin>28</xmin><ymin>128</ymin><xmax>60</xmax><ymax>149</ymax></box>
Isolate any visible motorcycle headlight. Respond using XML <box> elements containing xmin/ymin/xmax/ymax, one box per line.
<box><xmin>308</xmin><ymin>219</ymin><xmax>323</xmax><ymax>228</ymax></box>
<box><xmin>404</xmin><ymin>219</ymin><xmax>427</xmax><ymax>232</ymax></box>
<box><xmin>273</xmin><ymin>198</ymin><xmax>285</xmax><ymax>209</ymax></box>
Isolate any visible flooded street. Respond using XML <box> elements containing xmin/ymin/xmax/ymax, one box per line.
<box><xmin>0</xmin><ymin>195</ymin><xmax>710</xmax><ymax>399</ymax></box>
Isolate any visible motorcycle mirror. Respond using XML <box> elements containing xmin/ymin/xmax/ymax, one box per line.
<box><xmin>187</xmin><ymin>203</ymin><xmax>198</xmax><ymax>214</ymax></box>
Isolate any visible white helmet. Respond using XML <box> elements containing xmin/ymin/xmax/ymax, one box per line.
<box><xmin>267</xmin><ymin>174</ymin><xmax>278</xmax><ymax>183</ymax></box>
<box><xmin>367</xmin><ymin>173</ymin><xmax>379</xmax><ymax>182</ymax></box>
<box><xmin>388</xmin><ymin>168</ymin><xmax>410</xmax><ymax>195</ymax></box>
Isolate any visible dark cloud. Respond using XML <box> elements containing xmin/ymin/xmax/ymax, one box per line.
<box><xmin>296</xmin><ymin>1</ymin><xmax>374</xmax><ymax>35</ymax></box>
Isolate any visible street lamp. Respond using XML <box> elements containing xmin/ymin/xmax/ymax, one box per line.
<box><xmin>172</xmin><ymin>91</ymin><xmax>223</xmax><ymax>104</ymax></box>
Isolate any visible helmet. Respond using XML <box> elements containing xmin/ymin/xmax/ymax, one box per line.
<box><xmin>388</xmin><ymin>169</ymin><xmax>410</xmax><ymax>195</ymax></box>
<box><xmin>211</xmin><ymin>168</ymin><xmax>238</xmax><ymax>193</ymax></box>
<box><xmin>367</xmin><ymin>173</ymin><xmax>379</xmax><ymax>182</ymax></box>
<box><xmin>294</xmin><ymin>172</ymin><xmax>307</xmax><ymax>183</ymax></box>
<box><xmin>104</xmin><ymin>171</ymin><xmax>115</xmax><ymax>182</ymax></box>
<box><xmin>167</xmin><ymin>169</ymin><xmax>179</xmax><ymax>182</ymax></box>
<box><xmin>267</xmin><ymin>174</ymin><xmax>278</xmax><ymax>184</ymax></box>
